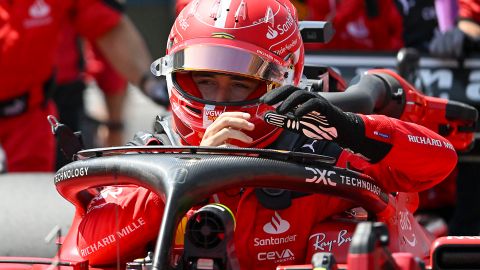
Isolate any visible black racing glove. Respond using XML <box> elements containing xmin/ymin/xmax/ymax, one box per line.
<box><xmin>260</xmin><ymin>85</ymin><xmax>364</xmax><ymax>147</ymax></box>
<box><xmin>260</xmin><ymin>85</ymin><xmax>391</xmax><ymax>162</ymax></box>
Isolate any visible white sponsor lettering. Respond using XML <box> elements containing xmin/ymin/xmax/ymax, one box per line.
<box><xmin>257</xmin><ymin>249</ymin><xmax>295</xmax><ymax>263</ymax></box>
<box><xmin>309</xmin><ymin>230</ymin><xmax>352</xmax><ymax>252</ymax></box>
<box><xmin>178</xmin><ymin>14</ymin><xmax>189</xmax><ymax>31</ymax></box>
<box><xmin>276</xmin><ymin>14</ymin><xmax>294</xmax><ymax>35</ymax></box>
<box><xmin>263</xmin><ymin>212</ymin><xmax>290</xmax><ymax>234</ymax></box>
<box><xmin>407</xmin><ymin>135</ymin><xmax>454</xmax><ymax>150</ymax></box>
<box><xmin>305</xmin><ymin>167</ymin><xmax>336</xmax><ymax>186</ymax></box>
<box><xmin>339</xmin><ymin>175</ymin><xmax>382</xmax><ymax>196</ymax></box>
<box><xmin>54</xmin><ymin>167</ymin><xmax>89</xmax><ymax>183</ymax></box>
<box><xmin>80</xmin><ymin>217</ymin><xmax>146</xmax><ymax>257</ymax></box>
<box><xmin>273</xmin><ymin>38</ymin><xmax>298</xmax><ymax>56</ymax></box>
<box><xmin>254</xmin><ymin>235</ymin><xmax>297</xmax><ymax>247</ymax></box>
<box><xmin>399</xmin><ymin>211</ymin><xmax>412</xmax><ymax>231</ymax></box>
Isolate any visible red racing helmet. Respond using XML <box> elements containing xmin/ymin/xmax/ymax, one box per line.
<box><xmin>152</xmin><ymin>0</ymin><xmax>305</xmax><ymax>147</ymax></box>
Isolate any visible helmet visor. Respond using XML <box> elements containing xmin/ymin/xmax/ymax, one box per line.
<box><xmin>151</xmin><ymin>44</ymin><xmax>290</xmax><ymax>85</ymax></box>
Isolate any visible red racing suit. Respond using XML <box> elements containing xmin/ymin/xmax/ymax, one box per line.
<box><xmin>0</xmin><ymin>0</ymin><xmax>121</xmax><ymax>171</ymax></box>
<box><xmin>77</xmin><ymin>114</ymin><xmax>457</xmax><ymax>268</ymax></box>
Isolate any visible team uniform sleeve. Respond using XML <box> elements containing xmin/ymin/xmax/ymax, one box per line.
<box><xmin>336</xmin><ymin>114</ymin><xmax>457</xmax><ymax>193</ymax></box>
<box><xmin>458</xmin><ymin>0</ymin><xmax>480</xmax><ymax>23</ymax></box>
<box><xmin>72</xmin><ymin>0</ymin><xmax>123</xmax><ymax>40</ymax></box>
<box><xmin>77</xmin><ymin>185</ymin><xmax>164</xmax><ymax>265</ymax></box>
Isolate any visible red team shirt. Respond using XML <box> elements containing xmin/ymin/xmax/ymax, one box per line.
<box><xmin>303</xmin><ymin>0</ymin><xmax>404</xmax><ymax>51</ymax></box>
<box><xmin>0</xmin><ymin>0</ymin><xmax>121</xmax><ymax>171</ymax></box>
<box><xmin>0</xmin><ymin>0</ymin><xmax>121</xmax><ymax>104</ymax></box>
<box><xmin>78</xmin><ymin>114</ymin><xmax>457</xmax><ymax>269</ymax></box>
<box><xmin>459</xmin><ymin>0</ymin><xmax>480</xmax><ymax>23</ymax></box>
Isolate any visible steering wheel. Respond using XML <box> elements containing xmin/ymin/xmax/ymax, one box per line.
<box><xmin>54</xmin><ymin>146</ymin><xmax>394</xmax><ymax>270</ymax></box>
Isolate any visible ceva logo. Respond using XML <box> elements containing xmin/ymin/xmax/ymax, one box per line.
<box><xmin>266</xmin><ymin>25</ymin><xmax>278</xmax><ymax>39</ymax></box>
<box><xmin>263</xmin><ymin>212</ymin><xmax>290</xmax><ymax>234</ymax></box>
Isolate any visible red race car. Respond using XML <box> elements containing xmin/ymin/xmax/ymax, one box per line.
<box><xmin>0</xmin><ymin>66</ymin><xmax>478</xmax><ymax>270</ymax></box>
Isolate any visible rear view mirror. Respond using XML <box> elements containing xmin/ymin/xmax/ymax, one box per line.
<box><xmin>299</xmin><ymin>21</ymin><xmax>335</xmax><ymax>44</ymax></box>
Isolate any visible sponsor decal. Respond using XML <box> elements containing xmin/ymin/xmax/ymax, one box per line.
<box><xmin>266</xmin><ymin>25</ymin><xmax>278</xmax><ymax>39</ymax></box>
<box><xmin>87</xmin><ymin>187</ymin><xmax>125</xmax><ymax>213</ymax></box>
<box><xmin>273</xmin><ymin>38</ymin><xmax>298</xmax><ymax>56</ymax></box>
<box><xmin>54</xmin><ymin>167</ymin><xmax>89</xmax><ymax>183</ymax></box>
<box><xmin>403</xmin><ymin>234</ymin><xmax>417</xmax><ymax>247</ymax></box>
<box><xmin>203</xmin><ymin>105</ymin><xmax>222</xmax><ymax>127</ymax></box>
<box><xmin>24</xmin><ymin>0</ymin><xmax>52</xmax><ymax>28</ymax></box>
<box><xmin>263</xmin><ymin>211</ymin><xmax>290</xmax><ymax>234</ymax></box>
<box><xmin>305</xmin><ymin>167</ymin><xmax>383</xmax><ymax>196</ymax></box>
<box><xmin>254</xmin><ymin>235</ymin><xmax>297</xmax><ymax>247</ymax></box>
<box><xmin>305</xmin><ymin>167</ymin><xmax>336</xmax><ymax>186</ymax></box>
<box><xmin>373</xmin><ymin>130</ymin><xmax>390</xmax><ymax>139</ymax></box>
<box><xmin>407</xmin><ymin>135</ymin><xmax>454</xmax><ymax>150</ymax></box>
<box><xmin>80</xmin><ymin>217</ymin><xmax>146</xmax><ymax>257</ymax></box>
<box><xmin>399</xmin><ymin>211</ymin><xmax>412</xmax><ymax>231</ymax></box>
<box><xmin>309</xmin><ymin>230</ymin><xmax>352</xmax><ymax>252</ymax></box>
<box><xmin>257</xmin><ymin>248</ymin><xmax>295</xmax><ymax>263</ymax></box>
<box><xmin>276</xmin><ymin>13</ymin><xmax>294</xmax><ymax>36</ymax></box>
<box><xmin>29</xmin><ymin>0</ymin><xmax>50</xmax><ymax>18</ymax></box>
<box><xmin>178</xmin><ymin>14</ymin><xmax>189</xmax><ymax>31</ymax></box>
<box><xmin>339</xmin><ymin>175</ymin><xmax>382</xmax><ymax>196</ymax></box>
<box><xmin>253</xmin><ymin>6</ymin><xmax>275</xmax><ymax>26</ymax></box>
<box><xmin>301</xmin><ymin>140</ymin><xmax>317</xmax><ymax>153</ymax></box>
<box><xmin>399</xmin><ymin>211</ymin><xmax>416</xmax><ymax>247</ymax></box>
<box><xmin>254</xmin><ymin>212</ymin><xmax>297</xmax><ymax>247</ymax></box>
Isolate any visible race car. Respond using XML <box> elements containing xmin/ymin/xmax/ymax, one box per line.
<box><xmin>0</xmin><ymin>63</ymin><xmax>479</xmax><ymax>270</ymax></box>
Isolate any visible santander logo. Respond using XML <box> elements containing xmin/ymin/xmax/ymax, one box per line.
<box><xmin>263</xmin><ymin>212</ymin><xmax>290</xmax><ymax>234</ymax></box>
<box><xmin>266</xmin><ymin>25</ymin><xmax>278</xmax><ymax>39</ymax></box>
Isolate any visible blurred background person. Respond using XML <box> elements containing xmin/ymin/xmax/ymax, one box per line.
<box><xmin>53</xmin><ymin>19</ymin><xmax>129</xmax><ymax>169</ymax></box>
<box><xmin>294</xmin><ymin>0</ymin><xmax>404</xmax><ymax>51</ymax></box>
<box><xmin>429</xmin><ymin>0</ymin><xmax>479</xmax><ymax>58</ymax></box>
<box><xmin>0</xmin><ymin>0</ymin><xmax>168</xmax><ymax>173</ymax></box>
<box><xmin>394</xmin><ymin>0</ymin><xmax>440</xmax><ymax>52</ymax></box>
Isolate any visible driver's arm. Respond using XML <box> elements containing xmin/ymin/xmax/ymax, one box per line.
<box><xmin>336</xmin><ymin>114</ymin><xmax>457</xmax><ymax>193</ymax></box>
<box><xmin>78</xmin><ymin>186</ymin><xmax>164</xmax><ymax>265</ymax></box>
<box><xmin>260</xmin><ymin>86</ymin><xmax>458</xmax><ymax>193</ymax></box>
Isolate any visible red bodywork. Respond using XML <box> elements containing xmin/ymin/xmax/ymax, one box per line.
<box><xmin>366</xmin><ymin>69</ymin><xmax>476</xmax><ymax>152</ymax></box>
<box><xmin>0</xmin><ymin>69</ymin><xmax>476</xmax><ymax>270</ymax></box>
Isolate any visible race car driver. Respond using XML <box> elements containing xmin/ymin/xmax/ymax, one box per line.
<box><xmin>0</xmin><ymin>0</ymin><xmax>165</xmax><ymax>172</ymax></box>
<box><xmin>77</xmin><ymin>0</ymin><xmax>458</xmax><ymax>268</ymax></box>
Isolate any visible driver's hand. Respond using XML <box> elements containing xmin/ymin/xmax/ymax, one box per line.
<box><xmin>200</xmin><ymin>112</ymin><xmax>255</xmax><ymax>147</ymax></box>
